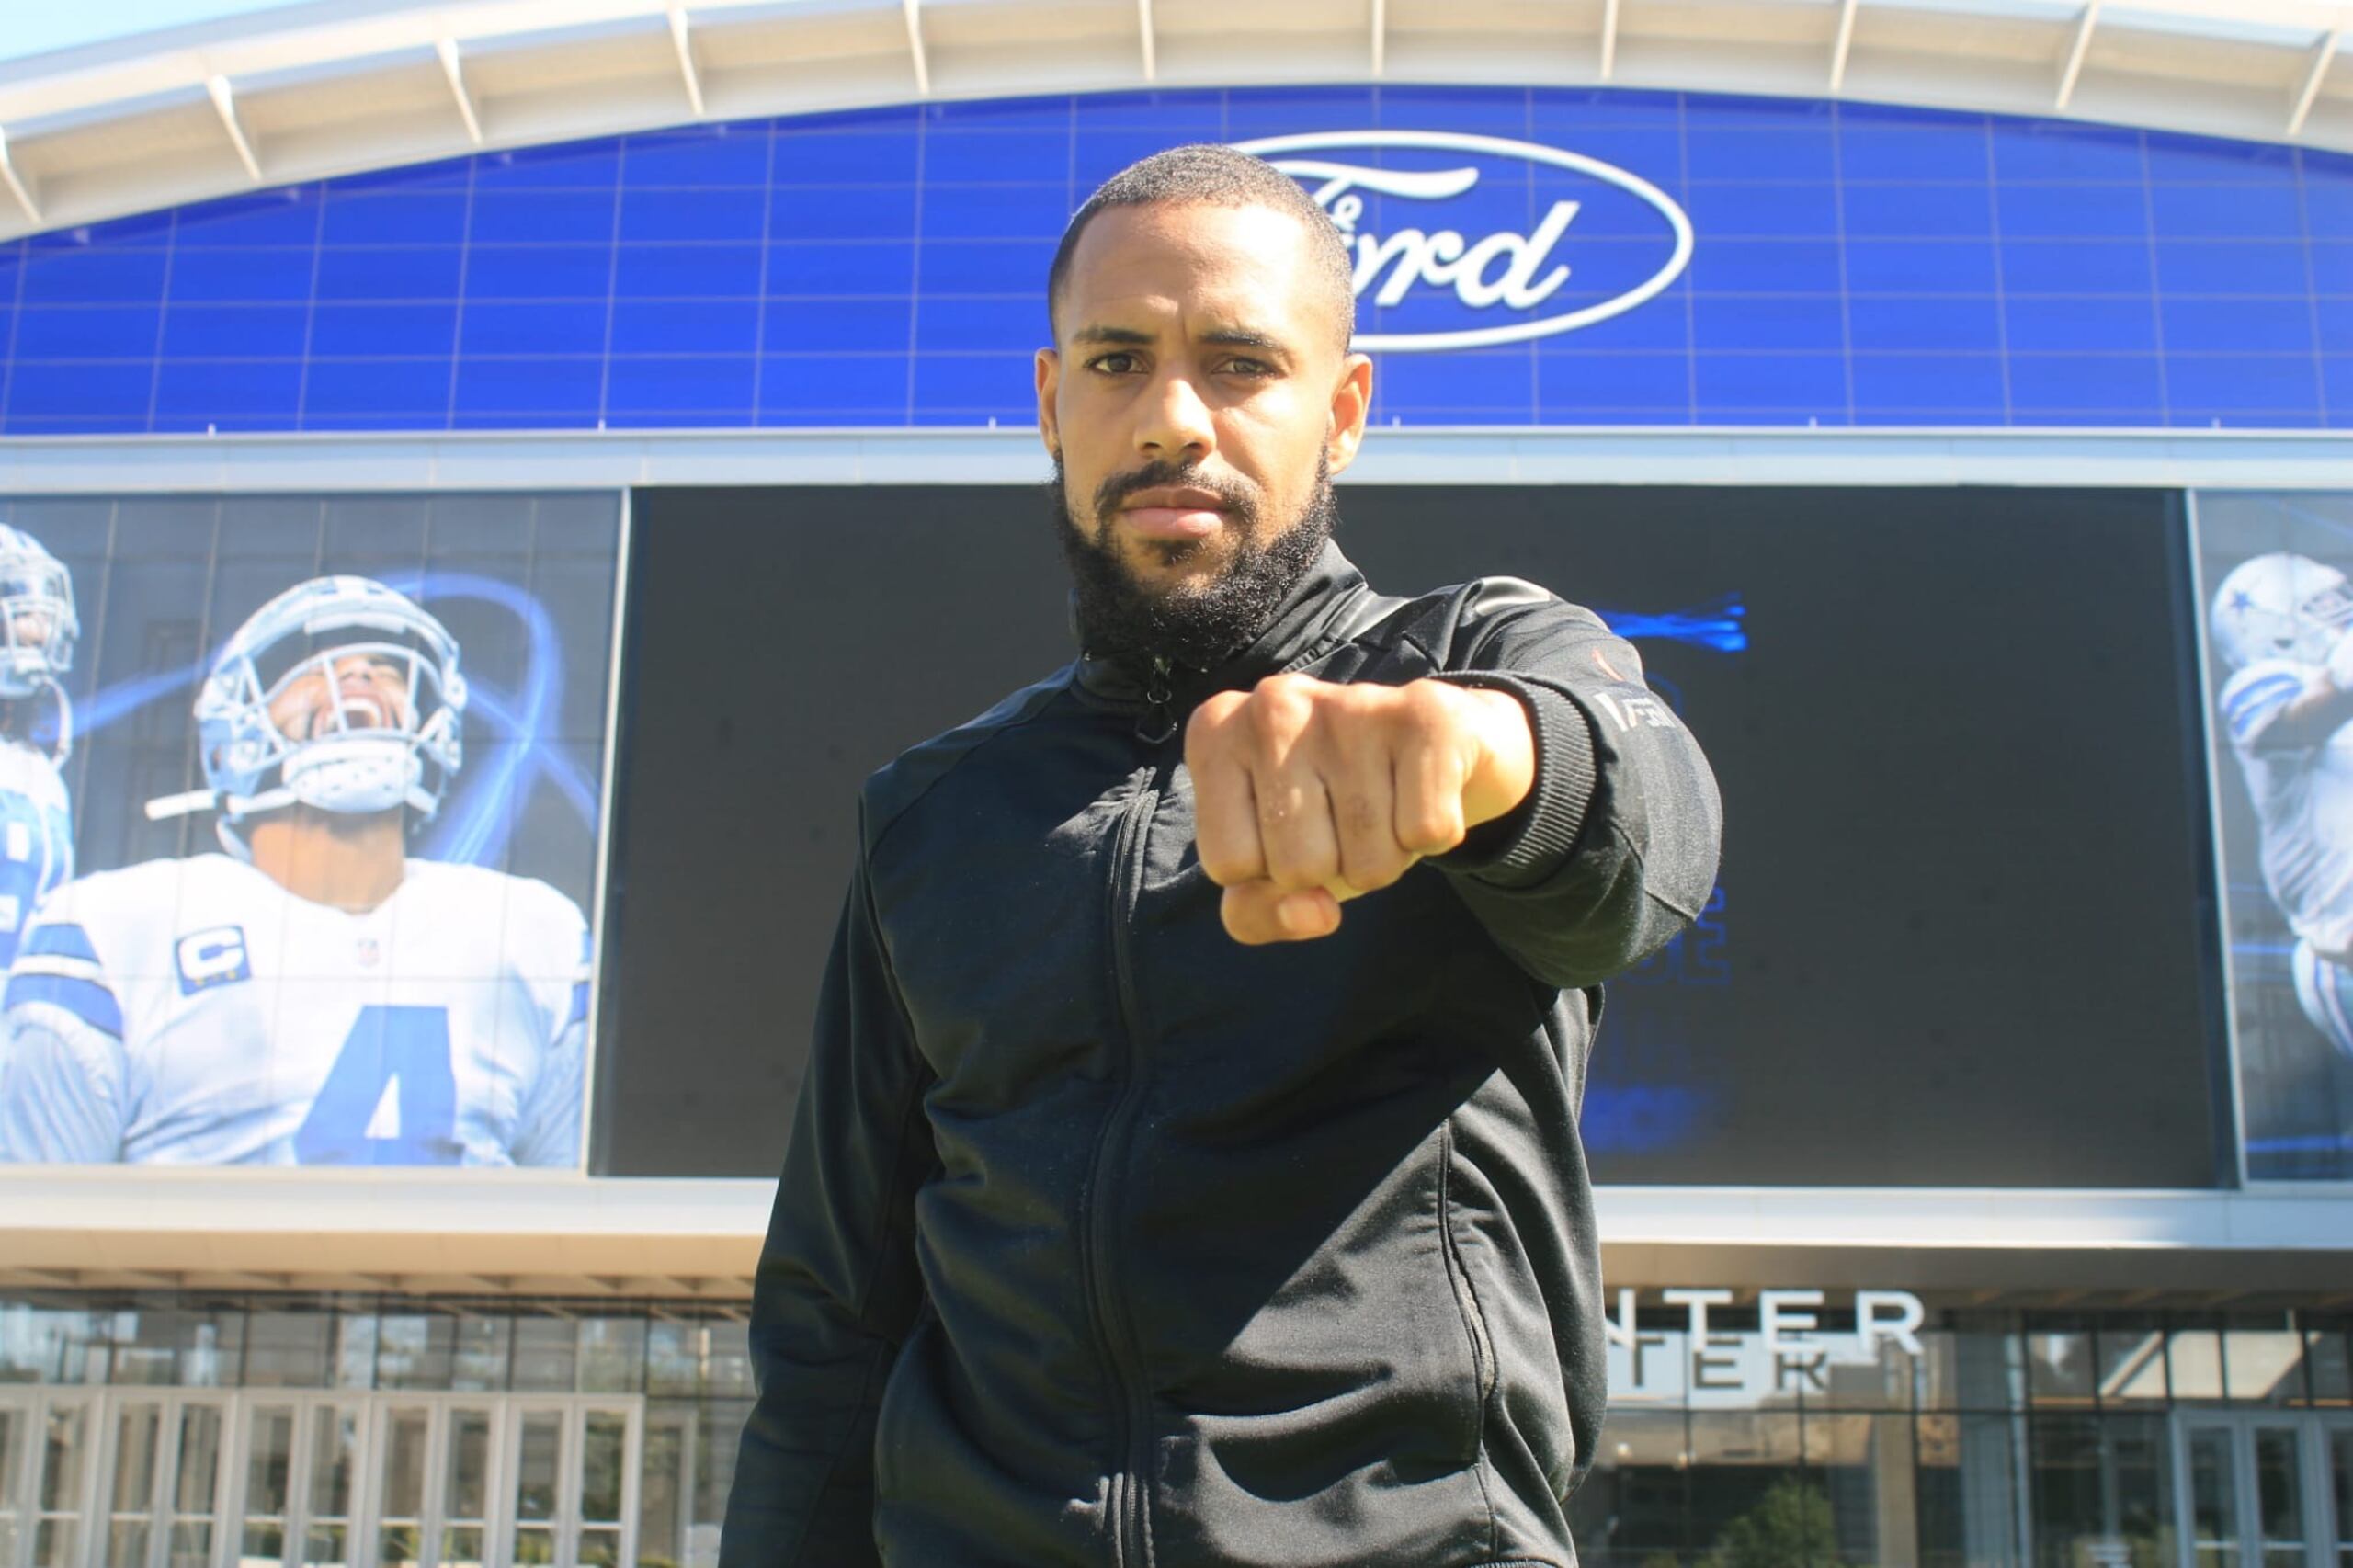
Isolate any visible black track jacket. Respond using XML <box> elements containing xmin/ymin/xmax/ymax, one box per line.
<box><xmin>720</xmin><ymin>541</ymin><xmax>1722</xmax><ymax>1568</ymax></box>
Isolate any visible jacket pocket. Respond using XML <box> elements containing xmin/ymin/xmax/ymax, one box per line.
<box><xmin>1436</xmin><ymin>1119</ymin><xmax>1497</xmax><ymax>1469</ymax></box>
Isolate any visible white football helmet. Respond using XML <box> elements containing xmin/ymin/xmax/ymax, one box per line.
<box><xmin>148</xmin><ymin>576</ymin><xmax>467</xmax><ymax>859</ymax></box>
<box><xmin>0</xmin><ymin>524</ymin><xmax>76</xmax><ymax>699</ymax></box>
<box><xmin>2211</xmin><ymin>552</ymin><xmax>2353</xmax><ymax>672</ymax></box>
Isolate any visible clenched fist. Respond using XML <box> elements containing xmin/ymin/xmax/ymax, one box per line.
<box><xmin>1185</xmin><ymin>673</ymin><xmax>1537</xmax><ymax>944</ymax></box>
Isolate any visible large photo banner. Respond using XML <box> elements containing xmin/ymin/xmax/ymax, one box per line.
<box><xmin>2197</xmin><ymin>492</ymin><xmax>2353</xmax><ymax>1182</ymax></box>
<box><xmin>0</xmin><ymin>492</ymin><xmax>621</xmax><ymax>1169</ymax></box>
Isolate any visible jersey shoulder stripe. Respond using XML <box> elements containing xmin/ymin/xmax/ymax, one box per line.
<box><xmin>21</xmin><ymin>922</ymin><xmax>97</xmax><ymax>962</ymax></box>
<box><xmin>2222</xmin><ymin>664</ymin><xmax>2312</xmax><ymax>744</ymax></box>
<box><xmin>5</xmin><ymin>971</ymin><xmax>123</xmax><ymax>1037</ymax></box>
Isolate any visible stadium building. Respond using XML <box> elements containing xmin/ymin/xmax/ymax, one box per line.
<box><xmin>0</xmin><ymin>1</ymin><xmax>2351</xmax><ymax>1564</ymax></box>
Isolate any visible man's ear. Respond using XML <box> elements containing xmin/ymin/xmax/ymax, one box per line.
<box><xmin>1036</xmin><ymin>347</ymin><xmax>1062</xmax><ymax>460</ymax></box>
<box><xmin>1325</xmin><ymin>352</ymin><xmax>1373</xmax><ymax>477</ymax></box>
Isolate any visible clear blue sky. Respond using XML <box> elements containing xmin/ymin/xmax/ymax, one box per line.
<box><xmin>0</xmin><ymin>0</ymin><xmax>313</xmax><ymax>67</ymax></box>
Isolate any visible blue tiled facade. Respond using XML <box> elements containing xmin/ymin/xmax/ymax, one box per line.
<box><xmin>2</xmin><ymin>84</ymin><xmax>2348</xmax><ymax>434</ymax></box>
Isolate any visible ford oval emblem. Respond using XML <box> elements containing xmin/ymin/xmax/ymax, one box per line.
<box><xmin>1231</xmin><ymin>131</ymin><xmax>1695</xmax><ymax>353</ymax></box>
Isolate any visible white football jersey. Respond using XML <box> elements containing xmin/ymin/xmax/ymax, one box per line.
<box><xmin>0</xmin><ymin>852</ymin><xmax>589</xmax><ymax>1166</ymax></box>
<box><xmin>0</xmin><ymin>738</ymin><xmax>70</xmax><ymax>977</ymax></box>
<box><xmin>2220</xmin><ymin>656</ymin><xmax>2353</xmax><ymax>958</ymax></box>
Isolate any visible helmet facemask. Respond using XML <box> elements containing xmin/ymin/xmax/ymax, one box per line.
<box><xmin>0</xmin><ymin>558</ymin><xmax>75</xmax><ymax>701</ymax></box>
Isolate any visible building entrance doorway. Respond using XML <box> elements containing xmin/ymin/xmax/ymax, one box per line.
<box><xmin>0</xmin><ymin>1389</ymin><xmax>641</xmax><ymax>1568</ymax></box>
<box><xmin>2175</xmin><ymin>1411</ymin><xmax>2353</xmax><ymax>1568</ymax></box>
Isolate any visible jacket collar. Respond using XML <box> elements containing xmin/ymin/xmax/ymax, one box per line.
<box><xmin>1070</xmin><ymin>539</ymin><xmax>1373</xmax><ymax>710</ymax></box>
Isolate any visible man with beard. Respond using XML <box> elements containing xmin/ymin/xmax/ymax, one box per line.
<box><xmin>721</xmin><ymin>145</ymin><xmax>1722</xmax><ymax>1568</ymax></box>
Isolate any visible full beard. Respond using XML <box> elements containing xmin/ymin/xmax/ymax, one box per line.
<box><xmin>1051</xmin><ymin>450</ymin><xmax>1337</xmax><ymax>675</ymax></box>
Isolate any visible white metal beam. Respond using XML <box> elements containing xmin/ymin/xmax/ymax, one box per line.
<box><xmin>666</xmin><ymin>0</ymin><xmax>707</xmax><ymax>118</ymax></box>
<box><xmin>1830</xmin><ymin>0</ymin><xmax>1859</xmax><ymax>92</ymax></box>
<box><xmin>1370</xmin><ymin>0</ymin><xmax>1385</xmax><ymax>79</ymax></box>
<box><xmin>0</xmin><ymin>129</ymin><xmax>37</xmax><ymax>224</ymax></box>
<box><xmin>904</xmin><ymin>0</ymin><xmax>930</xmax><ymax>96</ymax></box>
<box><xmin>2057</xmin><ymin>0</ymin><xmax>2101</xmax><ymax>110</ymax></box>
<box><xmin>2289</xmin><ymin>23</ymin><xmax>2341</xmax><ymax>137</ymax></box>
<box><xmin>1139</xmin><ymin>0</ymin><xmax>1156</xmax><ymax>82</ymax></box>
<box><xmin>206</xmin><ymin>74</ymin><xmax>261</xmax><ymax>182</ymax></box>
<box><xmin>435</xmin><ymin>38</ymin><xmax>482</xmax><ymax>145</ymax></box>
<box><xmin>1599</xmin><ymin>0</ymin><xmax>1620</xmax><ymax>81</ymax></box>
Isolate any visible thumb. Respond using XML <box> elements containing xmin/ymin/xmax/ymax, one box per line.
<box><xmin>1220</xmin><ymin>881</ymin><xmax>1342</xmax><ymax>944</ymax></box>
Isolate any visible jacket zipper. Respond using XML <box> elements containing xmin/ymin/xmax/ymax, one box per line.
<box><xmin>1083</xmin><ymin>739</ymin><xmax>1169</xmax><ymax>1568</ymax></box>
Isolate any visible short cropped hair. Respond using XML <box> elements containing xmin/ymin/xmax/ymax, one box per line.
<box><xmin>1047</xmin><ymin>144</ymin><xmax>1358</xmax><ymax>353</ymax></box>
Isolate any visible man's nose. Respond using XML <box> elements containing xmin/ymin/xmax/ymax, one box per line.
<box><xmin>1136</xmin><ymin>368</ymin><xmax>1213</xmax><ymax>462</ymax></box>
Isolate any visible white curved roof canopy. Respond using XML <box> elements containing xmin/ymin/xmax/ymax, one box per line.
<box><xmin>0</xmin><ymin>0</ymin><xmax>2347</xmax><ymax>241</ymax></box>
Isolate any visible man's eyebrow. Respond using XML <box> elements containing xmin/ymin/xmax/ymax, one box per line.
<box><xmin>1199</xmin><ymin>327</ymin><xmax>1289</xmax><ymax>353</ymax></box>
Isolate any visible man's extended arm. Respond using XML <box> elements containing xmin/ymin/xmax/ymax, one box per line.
<box><xmin>1187</xmin><ymin>592</ymin><xmax>1721</xmax><ymax>991</ymax></box>
<box><xmin>720</xmin><ymin>816</ymin><xmax>937</xmax><ymax>1568</ymax></box>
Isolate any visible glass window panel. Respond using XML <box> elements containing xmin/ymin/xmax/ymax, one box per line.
<box><xmin>104</xmin><ymin>1519</ymin><xmax>148</xmax><ymax>1566</ymax></box>
<box><xmin>38</xmin><ymin>1404</ymin><xmax>84</xmax><ymax>1511</ymax></box>
<box><xmin>0</xmin><ymin>1307</ymin><xmax>109</xmax><ymax>1385</ymax></box>
<box><xmin>579</xmin><ymin>1526</ymin><xmax>621</xmax><ymax>1567</ymax></box>
<box><xmin>445</xmin><ymin>1410</ymin><xmax>492</xmax><ymax>1524</ymax></box>
<box><xmin>513</xmin><ymin>1525</ymin><xmax>556</xmax><ymax>1566</ymax></box>
<box><xmin>2094</xmin><ymin>1315</ymin><xmax>2169</xmax><ymax>1407</ymax></box>
<box><xmin>639</xmin><ymin>1412</ymin><xmax>688</xmax><ymax>1568</ymax></box>
<box><xmin>244</xmin><ymin>1408</ymin><xmax>293</xmax><ymax>1517</ymax></box>
<box><xmin>375</xmin><ymin>1316</ymin><xmax>455</xmax><ymax>1392</ymax></box>
<box><xmin>1924</xmin><ymin>1314</ymin><xmax>2025</xmax><ymax>1413</ymax></box>
<box><xmin>2307</xmin><ymin>1325</ymin><xmax>2350</xmax><ymax>1406</ymax></box>
<box><xmin>510</xmin><ymin>1319</ymin><xmax>577</xmax><ymax>1393</ymax></box>
<box><xmin>580</xmin><ymin>1411</ymin><xmax>627</xmax><ymax>1523</ymax></box>
<box><xmin>33</xmin><ymin>1517</ymin><xmax>76</xmax><ymax>1567</ymax></box>
<box><xmin>302</xmin><ymin>1519</ymin><xmax>348</xmax><ymax>1567</ymax></box>
<box><xmin>2328</xmin><ymin>1429</ymin><xmax>2351</xmax><ymax>1568</ymax></box>
<box><xmin>2030</xmin><ymin>1416</ymin><xmax>2096</xmax><ymax>1568</ymax></box>
<box><xmin>331</xmin><ymin>1313</ymin><xmax>376</xmax><ymax>1392</ymax></box>
<box><xmin>165</xmin><ymin>1519</ymin><xmax>211</xmax><ymax>1568</ymax></box>
<box><xmin>1688</xmin><ymin>1411</ymin><xmax>1806</xmax><ymax>1562</ymax></box>
<box><xmin>648</xmin><ymin>1323</ymin><xmax>702</xmax><ymax>1398</ymax></box>
<box><xmin>1571</xmin><ymin>1406</ymin><xmax>1686</xmax><ymax>1564</ymax></box>
<box><xmin>2107</xmin><ymin>1414</ymin><xmax>2175</xmax><ymax>1568</ymax></box>
<box><xmin>108</xmin><ymin>1403</ymin><xmax>158</xmax><ymax>1512</ymax></box>
<box><xmin>452</xmin><ymin>1317</ymin><xmax>510</xmax><ymax>1393</ymax></box>
<box><xmin>108</xmin><ymin>1310</ymin><xmax>179</xmax><ymax>1387</ymax></box>
<box><xmin>2188</xmin><ymin>1426</ymin><xmax>2242</xmax><ymax>1568</ymax></box>
<box><xmin>693</xmin><ymin>1399</ymin><xmax>751</xmax><ymax>1568</ymax></box>
<box><xmin>306</xmin><ymin>1408</ymin><xmax>358</xmax><ymax>1521</ymax></box>
<box><xmin>2174</xmin><ymin>1328</ymin><xmax>2230</xmax><ymax>1403</ymax></box>
<box><xmin>0</xmin><ymin>1403</ymin><xmax>19</xmax><ymax>1510</ymax></box>
<box><xmin>704</xmin><ymin>1322</ymin><xmax>754</xmax><ymax>1401</ymax></box>
<box><xmin>376</xmin><ymin>1523</ymin><xmax>421</xmax><ymax>1568</ymax></box>
<box><xmin>2025</xmin><ymin>1318</ymin><xmax>2096</xmax><ymax>1406</ymax></box>
<box><xmin>2254</xmin><ymin>1426</ymin><xmax>2307</xmax><ymax>1568</ymax></box>
<box><xmin>381</xmin><ymin>1410</ymin><xmax>428</xmax><ymax>1517</ymax></box>
<box><xmin>438</xmin><ymin>1524</ymin><xmax>484</xmax><ymax>1568</ymax></box>
<box><xmin>513</xmin><ymin>1413</ymin><xmax>561</xmax><ymax>1523</ymax></box>
<box><xmin>1802</xmin><ymin>1412</ymin><xmax>1915</xmax><ymax>1568</ymax></box>
<box><xmin>244</xmin><ymin>1312</ymin><xmax>333</xmax><ymax>1390</ymax></box>
<box><xmin>1917</xmin><ymin>1413</ymin><xmax>2023</xmax><ymax>1568</ymax></box>
<box><xmin>579</xmin><ymin>1318</ymin><xmax>646</xmax><ymax>1394</ymax></box>
<box><xmin>173</xmin><ymin>1405</ymin><xmax>222</xmax><ymax>1515</ymax></box>
<box><xmin>2228</xmin><ymin>1317</ymin><xmax>2311</xmax><ymax>1406</ymax></box>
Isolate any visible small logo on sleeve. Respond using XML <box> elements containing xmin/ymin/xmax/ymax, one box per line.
<box><xmin>176</xmin><ymin>926</ymin><xmax>253</xmax><ymax>994</ymax></box>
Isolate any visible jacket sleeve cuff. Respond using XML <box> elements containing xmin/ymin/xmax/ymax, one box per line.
<box><xmin>1424</xmin><ymin>671</ymin><xmax>1600</xmax><ymax>889</ymax></box>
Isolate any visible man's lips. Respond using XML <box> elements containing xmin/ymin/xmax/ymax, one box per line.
<box><xmin>1118</xmin><ymin>488</ymin><xmax>1230</xmax><ymax>540</ymax></box>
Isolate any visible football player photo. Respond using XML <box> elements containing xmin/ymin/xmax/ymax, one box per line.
<box><xmin>0</xmin><ymin>574</ymin><xmax>591</xmax><ymax>1166</ymax></box>
<box><xmin>0</xmin><ymin>524</ymin><xmax>77</xmax><ymax>982</ymax></box>
<box><xmin>2211</xmin><ymin>550</ymin><xmax>2353</xmax><ymax>1060</ymax></box>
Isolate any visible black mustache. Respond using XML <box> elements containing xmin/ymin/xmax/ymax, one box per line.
<box><xmin>1091</xmin><ymin>461</ymin><xmax>1256</xmax><ymax>521</ymax></box>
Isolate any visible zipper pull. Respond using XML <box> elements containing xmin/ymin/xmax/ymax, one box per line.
<box><xmin>1137</xmin><ymin>656</ymin><xmax>1176</xmax><ymax>744</ymax></box>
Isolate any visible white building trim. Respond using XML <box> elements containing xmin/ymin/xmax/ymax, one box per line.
<box><xmin>3</xmin><ymin>0</ymin><xmax>2353</xmax><ymax>244</ymax></box>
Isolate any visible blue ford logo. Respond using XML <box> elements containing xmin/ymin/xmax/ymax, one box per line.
<box><xmin>1233</xmin><ymin>131</ymin><xmax>1695</xmax><ymax>353</ymax></box>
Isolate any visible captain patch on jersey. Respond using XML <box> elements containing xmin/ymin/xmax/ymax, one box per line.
<box><xmin>0</xmin><ymin>573</ymin><xmax>593</xmax><ymax>1165</ymax></box>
